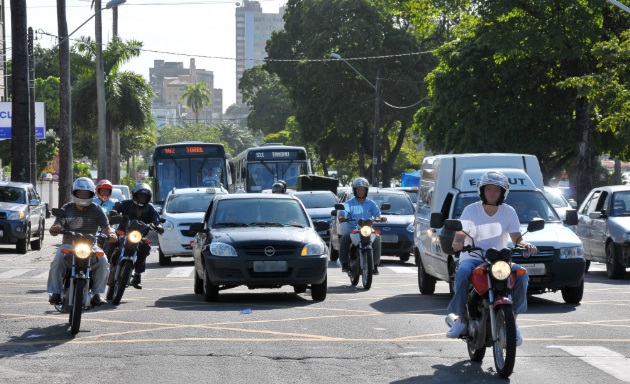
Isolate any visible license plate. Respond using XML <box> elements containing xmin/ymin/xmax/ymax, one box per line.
<box><xmin>522</xmin><ymin>263</ymin><xmax>546</xmax><ymax>276</ymax></box>
<box><xmin>253</xmin><ymin>261</ymin><xmax>287</xmax><ymax>272</ymax></box>
<box><xmin>381</xmin><ymin>234</ymin><xmax>398</xmax><ymax>243</ymax></box>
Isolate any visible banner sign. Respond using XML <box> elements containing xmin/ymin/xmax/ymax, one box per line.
<box><xmin>0</xmin><ymin>102</ymin><xmax>46</xmax><ymax>139</ymax></box>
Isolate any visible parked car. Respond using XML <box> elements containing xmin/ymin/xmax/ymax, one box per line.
<box><xmin>291</xmin><ymin>190</ymin><xmax>338</xmax><ymax>243</ymax></box>
<box><xmin>544</xmin><ymin>186</ymin><xmax>577</xmax><ymax>220</ymax></box>
<box><xmin>575</xmin><ymin>185</ymin><xmax>630</xmax><ymax>278</ymax></box>
<box><xmin>0</xmin><ymin>181</ymin><xmax>46</xmax><ymax>254</ymax></box>
<box><xmin>158</xmin><ymin>187</ymin><xmax>228</xmax><ymax>266</ymax></box>
<box><xmin>189</xmin><ymin>193</ymin><xmax>330</xmax><ymax>301</ymax></box>
<box><xmin>383</xmin><ymin>186</ymin><xmax>418</xmax><ymax>204</ymax></box>
<box><xmin>330</xmin><ymin>188</ymin><xmax>415</xmax><ymax>262</ymax></box>
<box><xmin>113</xmin><ymin>184</ymin><xmax>130</xmax><ymax>200</ymax></box>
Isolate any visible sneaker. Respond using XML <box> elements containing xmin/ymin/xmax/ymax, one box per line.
<box><xmin>131</xmin><ymin>273</ymin><xmax>142</xmax><ymax>289</ymax></box>
<box><xmin>373</xmin><ymin>266</ymin><xmax>379</xmax><ymax>275</ymax></box>
<box><xmin>446</xmin><ymin>317</ymin><xmax>467</xmax><ymax>338</ymax></box>
<box><xmin>90</xmin><ymin>294</ymin><xmax>106</xmax><ymax>307</ymax></box>
<box><xmin>515</xmin><ymin>324</ymin><xmax>523</xmax><ymax>346</ymax></box>
<box><xmin>49</xmin><ymin>293</ymin><xmax>61</xmax><ymax>305</ymax></box>
<box><xmin>341</xmin><ymin>263</ymin><xmax>350</xmax><ymax>273</ymax></box>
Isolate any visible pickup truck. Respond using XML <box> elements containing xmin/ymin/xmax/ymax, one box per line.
<box><xmin>0</xmin><ymin>181</ymin><xmax>47</xmax><ymax>254</ymax></box>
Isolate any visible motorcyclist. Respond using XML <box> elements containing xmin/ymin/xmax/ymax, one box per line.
<box><xmin>93</xmin><ymin>179</ymin><xmax>117</xmax><ymax>214</ymax></box>
<box><xmin>47</xmin><ymin>177</ymin><xmax>118</xmax><ymax>306</ymax></box>
<box><xmin>109</xmin><ymin>183</ymin><xmax>164</xmax><ymax>289</ymax></box>
<box><xmin>447</xmin><ymin>171</ymin><xmax>537</xmax><ymax>346</ymax></box>
<box><xmin>337</xmin><ymin>177</ymin><xmax>387</xmax><ymax>275</ymax></box>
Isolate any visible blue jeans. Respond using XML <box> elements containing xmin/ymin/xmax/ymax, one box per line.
<box><xmin>47</xmin><ymin>244</ymin><xmax>109</xmax><ymax>295</ymax></box>
<box><xmin>447</xmin><ymin>258</ymin><xmax>528</xmax><ymax>316</ymax></box>
<box><xmin>339</xmin><ymin>232</ymin><xmax>381</xmax><ymax>266</ymax></box>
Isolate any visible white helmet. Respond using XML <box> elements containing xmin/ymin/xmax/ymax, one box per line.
<box><xmin>72</xmin><ymin>177</ymin><xmax>96</xmax><ymax>207</ymax></box>
<box><xmin>478</xmin><ymin>171</ymin><xmax>509</xmax><ymax>205</ymax></box>
<box><xmin>352</xmin><ymin>177</ymin><xmax>370</xmax><ymax>198</ymax></box>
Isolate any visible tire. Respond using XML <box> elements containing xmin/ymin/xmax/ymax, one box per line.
<box><xmin>606</xmin><ymin>243</ymin><xmax>625</xmax><ymax>279</ymax></box>
<box><xmin>467</xmin><ymin>341</ymin><xmax>486</xmax><ymax>362</ymax></box>
<box><xmin>16</xmin><ymin>227</ymin><xmax>30</xmax><ymax>254</ymax></box>
<box><xmin>584</xmin><ymin>260</ymin><xmax>591</xmax><ymax>273</ymax></box>
<box><xmin>293</xmin><ymin>285</ymin><xmax>307</xmax><ymax>294</ymax></box>
<box><xmin>493</xmin><ymin>306</ymin><xmax>516</xmax><ymax>379</ymax></box>
<box><xmin>361</xmin><ymin>251</ymin><xmax>374</xmax><ymax>290</ymax></box>
<box><xmin>561</xmin><ymin>279</ymin><xmax>584</xmax><ymax>304</ymax></box>
<box><xmin>193</xmin><ymin>268</ymin><xmax>204</xmax><ymax>294</ymax></box>
<box><xmin>70</xmin><ymin>279</ymin><xmax>86</xmax><ymax>336</ymax></box>
<box><xmin>31</xmin><ymin>223</ymin><xmax>44</xmax><ymax>251</ymax></box>
<box><xmin>329</xmin><ymin>236</ymin><xmax>339</xmax><ymax>261</ymax></box>
<box><xmin>111</xmin><ymin>261</ymin><xmax>132</xmax><ymax>305</ymax></box>
<box><xmin>158</xmin><ymin>247</ymin><xmax>171</xmax><ymax>266</ymax></box>
<box><xmin>203</xmin><ymin>267</ymin><xmax>219</xmax><ymax>302</ymax></box>
<box><xmin>311</xmin><ymin>275</ymin><xmax>327</xmax><ymax>301</ymax></box>
<box><xmin>399</xmin><ymin>254</ymin><xmax>410</xmax><ymax>263</ymax></box>
<box><xmin>417</xmin><ymin>256</ymin><xmax>436</xmax><ymax>295</ymax></box>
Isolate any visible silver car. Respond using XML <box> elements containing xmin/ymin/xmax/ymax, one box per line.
<box><xmin>575</xmin><ymin>185</ymin><xmax>630</xmax><ymax>278</ymax></box>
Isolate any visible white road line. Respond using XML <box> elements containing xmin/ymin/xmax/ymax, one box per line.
<box><xmin>31</xmin><ymin>271</ymin><xmax>50</xmax><ymax>279</ymax></box>
<box><xmin>0</xmin><ymin>269</ymin><xmax>33</xmax><ymax>278</ymax></box>
<box><xmin>548</xmin><ymin>346</ymin><xmax>630</xmax><ymax>382</ymax></box>
<box><xmin>386</xmin><ymin>266</ymin><xmax>416</xmax><ymax>274</ymax></box>
<box><xmin>165</xmin><ymin>266</ymin><xmax>194</xmax><ymax>278</ymax></box>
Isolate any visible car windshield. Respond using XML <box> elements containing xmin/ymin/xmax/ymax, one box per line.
<box><xmin>213</xmin><ymin>198</ymin><xmax>309</xmax><ymax>227</ymax></box>
<box><xmin>294</xmin><ymin>193</ymin><xmax>337</xmax><ymax>208</ymax></box>
<box><xmin>370</xmin><ymin>193</ymin><xmax>414</xmax><ymax>215</ymax></box>
<box><xmin>453</xmin><ymin>191</ymin><xmax>561</xmax><ymax>223</ymax></box>
<box><xmin>404</xmin><ymin>191</ymin><xmax>418</xmax><ymax>203</ymax></box>
<box><xmin>544</xmin><ymin>190</ymin><xmax>569</xmax><ymax>209</ymax></box>
<box><xmin>611</xmin><ymin>191</ymin><xmax>630</xmax><ymax>216</ymax></box>
<box><xmin>111</xmin><ymin>189</ymin><xmax>124</xmax><ymax>201</ymax></box>
<box><xmin>0</xmin><ymin>187</ymin><xmax>26</xmax><ymax>204</ymax></box>
<box><xmin>166</xmin><ymin>193</ymin><xmax>217</xmax><ymax>213</ymax></box>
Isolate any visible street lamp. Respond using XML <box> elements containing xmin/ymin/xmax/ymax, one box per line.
<box><xmin>331</xmin><ymin>52</ymin><xmax>380</xmax><ymax>187</ymax></box>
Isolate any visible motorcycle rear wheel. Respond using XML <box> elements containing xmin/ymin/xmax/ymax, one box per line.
<box><xmin>361</xmin><ymin>251</ymin><xmax>373</xmax><ymax>290</ymax></box>
<box><xmin>70</xmin><ymin>279</ymin><xmax>85</xmax><ymax>336</ymax></box>
<box><xmin>112</xmin><ymin>261</ymin><xmax>132</xmax><ymax>305</ymax></box>
<box><xmin>493</xmin><ymin>305</ymin><xmax>516</xmax><ymax>378</ymax></box>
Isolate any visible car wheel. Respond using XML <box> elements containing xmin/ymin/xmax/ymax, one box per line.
<box><xmin>203</xmin><ymin>267</ymin><xmax>219</xmax><ymax>302</ymax></box>
<box><xmin>606</xmin><ymin>243</ymin><xmax>625</xmax><ymax>279</ymax></box>
<box><xmin>417</xmin><ymin>256</ymin><xmax>436</xmax><ymax>295</ymax></box>
<box><xmin>158</xmin><ymin>247</ymin><xmax>171</xmax><ymax>266</ymax></box>
<box><xmin>561</xmin><ymin>279</ymin><xmax>584</xmax><ymax>304</ymax></box>
<box><xmin>329</xmin><ymin>236</ymin><xmax>338</xmax><ymax>261</ymax></box>
<box><xmin>193</xmin><ymin>267</ymin><xmax>204</xmax><ymax>294</ymax></box>
<box><xmin>31</xmin><ymin>222</ymin><xmax>44</xmax><ymax>251</ymax></box>
<box><xmin>584</xmin><ymin>260</ymin><xmax>591</xmax><ymax>273</ymax></box>
<box><xmin>16</xmin><ymin>227</ymin><xmax>30</xmax><ymax>254</ymax></box>
<box><xmin>311</xmin><ymin>275</ymin><xmax>327</xmax><ymax>301</ymax></box>
<box><xmin>399</xmin><ymin>254</ymin><xmax>410</xmax><ymax>263</ymax></box>
<box><xmin>293</xmin><ymin>285</ymin><xmax>307</xmax><ymax>294</ymax></box>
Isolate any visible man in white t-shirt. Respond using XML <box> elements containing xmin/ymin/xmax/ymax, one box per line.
<box><xmin>446</xmin><ymin>171</ymin><xmax>537</xmax><ymax>346</ymax></box>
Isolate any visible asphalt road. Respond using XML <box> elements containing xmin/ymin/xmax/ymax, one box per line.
<box><xmin>0</xmin><ymin>226</ymin><xmax>629</xmax><ymax>383</ymax></box>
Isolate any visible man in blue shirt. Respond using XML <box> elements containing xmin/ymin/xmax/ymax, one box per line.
<box><xmin>338</xmin><ymin>177</ymin><xmax>387</xmax><ymax>275</ymax></box>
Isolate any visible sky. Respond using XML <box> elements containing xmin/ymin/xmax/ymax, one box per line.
<box><xmin>6</xmin><ymin>0</ymin><xmax>287</xmax><ymax>112</ymax></box>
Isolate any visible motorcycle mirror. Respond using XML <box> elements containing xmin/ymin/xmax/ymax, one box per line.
<box><xmin>51</xmin><ymin>208</ymin><xmax>65</xmax><ymax>218</ymax></box>
<box><xmin>443</xmin><ymin>219</ymin><xmax>463</xmax><ymax>231</ymax></box>
<box><xmin>109</xmin><ymin>214</ymin><xmax>124</xmax><ymax>225</ymax></box>
<box><xmin>564</xmin><ymin>209</ymin><xmax>578</xmax><ymax>226</ymax></box>
<box><xmin>527</xmin><ymin>218</ymin><xmax>545</xmax><ymax>232</ymax></box>
<box><xmin>430</xmin><ymin>212</ymin><xmax>445</xmax><ymax>229</ymax></box>
<box><xmin>334</xmin><ymin>203</ymin><xmax>345</xmax><ymax>210</ymax></box>
<box><xmin>330</xmin><ymin>210</ymin><xmax>337</xmax><ymax>216</ymax></box>
<box><xmin>160</xmin><ymin>218</ymin><xmax>166</xmax><ymax>223</ymax></box>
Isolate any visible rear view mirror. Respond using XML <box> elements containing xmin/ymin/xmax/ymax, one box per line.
<box><xmin>568</xmin><ymin>199</ymin><xmax>578</xmax><ymax>209</ymax></box>
<box><xmin>430</xmin><ymin>212</ymin><xmax>444</xmax><ymax>229</ymax></box>
<box><xmin>527</xmin><ymin>218</ymin><xmax>545</xmax><ymax>232</ymax></box>
<box><xmin>314</xmin><ymin>221</ymin><xmax>330</xmax><ymax>232</ymax></box>
<box><xmin>443</xmin><ymin>219</ymin><xmax>463</xmax><ymax>231</ymax></box>
<box><xmin>51</xmin><ymin>208</ymin><xmax>65</xmax><ymax>218</ymax></box>
<box><xmin>380</xmin><ymin>203</ymin><xmax>391</xmax><ymax>211</ymax></box>
<box><xmin>330</xmin><ymin>210</ymin><xmax>337</xmax><ymax>217</ymax></box>
<box><xmin>564</xmin><ymin>209</ymin><xmax>578</xmax><ymax>226</ymax></box>
<box><xmin>334</xmin><ymin>203</ymin><xmax>345</xmax><ymax>210</ymax></box>
<box><xmin>588</xmin><ymin>211</ymin><xmax>603</xmax><ymax>220</ymax></box>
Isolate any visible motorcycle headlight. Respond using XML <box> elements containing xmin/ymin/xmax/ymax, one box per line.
<box><xmin>163</xmin><ymin>220</ymin><xmax>174</xmax><ymax>231</ymax></box>
<box><xmin>491</xmin><ymin>261</ymin><xmax>511</xmax><ymax>280</ymax></box>
<box><xmin>301</xmin><ymin>242</ymin><xmax>325</xmax><ymax>256</ymax></box>
<box><xmin>128</xmin><ymin>230</ymin><xmax>142</xmax><ymax>244</ymax></box>
<box><xmin>8</xmin><ymin>211</ymin><xmax>25</xmax><ymax>220</ymax></box>
<box><xmin>209</xmin><ymin>242</ymin><xmax>237</xmax><ymax>257</ymax></box>
<box><xmin>360</xmin><ymin>225</ymin><xmax>372</xmax><ymax>237</ymax></box>
<box><xmin>74</xmin><ymin>243</ymin><xmax>92</xmax><ymax>259</ymax></box>
<box><xmin>560</xmin><ymin>246</ymin><xmax>584</xmax><ymax>259</ymax></box>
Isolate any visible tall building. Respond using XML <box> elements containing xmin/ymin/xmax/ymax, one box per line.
<box><xmin>235</xmin><ymin>1</ymin><xmax>285</xmax><ymax>104</ymax></box>
<box><xmin>149</xmin><ymin>58</ymin><xmax>222</xmax><ymax>124</ymax></box>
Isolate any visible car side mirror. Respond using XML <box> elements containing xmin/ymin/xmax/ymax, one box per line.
<box><xmin>568</xmin><ymin>199</ymin><xmax>578</xmax><ymax>209</ymax></box>
<box><xmin>588</xmin><ymin>211</ymin><xmax>603</xmax><ymax>220</ymax></box>
<box><xmin>564</xmin><ymin>209</ymin><xmax>578</xmax><ymax>226</ymax></box>
<box><xmin>443</xmin><ymin>219</ymin><xmax>463</xmax><ymax>231</ymax></box>
<box><xmin>527</xmin><ymin>218</ymin><xmax>545</xmax><ymax>232</ymax></box>
<box><xmin>29</xmin><ymin>199</ymin><xmax>40</xmax><ymax>206</ymax></box>
<box><xmin>189</xmin><ymin>222</ymin><xmax>207</xmax><ymax>234</ymax></box>
<box><xmin>430</xmin><ymin>212</ymin><xmax>445</xmax><ymax>229</ymax></box>
<box><xmin>160</xmin><ymin>218</ymin><xmax>166</xmax><ymax>223</ymax></box>
<box><xmin>51</xmin><ymin>208</ymin><xmax>65</xmax><ymax>218</ymax></box>
<box><xmin>380</xmin><ymin>203</ymin><xmax>391</xmax><ymax>211</ymax></box>
<box><xmin>334</xmin><ymin>203</ymin><xmax>345</xmax><ymax>210</ymax></box>
<box><xmin>314</xmin><ymin>221</ymin><xmax>330</xmax><ymax>232</ymax></box>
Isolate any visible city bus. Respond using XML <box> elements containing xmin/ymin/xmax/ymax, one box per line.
<box><xmin>149</xmin><ymin>142</ymin><xmax>231</xmax><ymax>208</ymax></box>
<box><xmin>229</xmin><ymin>144</ymin><xmax>311</xmax><ymax>193</ymax></box>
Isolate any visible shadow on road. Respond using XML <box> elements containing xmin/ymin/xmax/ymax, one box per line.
<box><xmin>152</xmin><ymin>291</ymin><xmax>322</xmax><ymax>312</ymax></box>
<box><xmin>391</xmin><ymin>360</ymin><xmax>506</xmax><ymax>383</ymax></box>
<box><xmin>0</xmin><ymin>323</ymin><xmax>75</xmax><ymax>357</ymax></box>
<box><xmin>370</xmin><ymin>293</ymin><xmax>449</xmax><ymax>315</ymax></box>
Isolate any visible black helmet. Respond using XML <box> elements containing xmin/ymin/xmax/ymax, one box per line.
<box><xmin>132</xmin><ymin>183</ymin><xmax>152</xmax><ymax>207</ymax></box>
<box><xmin>271</xmin><ymin>182</ymin><xmax>286</xmax><ymax>194</ymax></box>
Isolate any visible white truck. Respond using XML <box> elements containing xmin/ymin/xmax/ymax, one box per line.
<box><xmin>414</xmin><ymin>153</ymin><xmax>585</xmax><ymax>304</ymax></box>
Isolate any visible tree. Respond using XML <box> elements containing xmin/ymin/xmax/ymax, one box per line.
<box><xmin>35</xmin><ymin>77</ymin><xmax>61</xmax><ymax>132</ymax></box>
<box><xmin>181</xmin><ymin>82</ymin><xmax>212</xmax><ymax>124</ymax></box>
<box><xmin>215</xmin><ymin>121</ymin><xmax>257</xmax><ymax>155</ymax></box>
<box><xmin>157</xmin><ymin>124</ymin><xmax>223</xmax><ymax>148</ymax></box>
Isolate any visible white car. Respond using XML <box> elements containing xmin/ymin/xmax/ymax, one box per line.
<box><xmin>113</xmin><ymin>184</ymin><xmax>131</xmax><ymax>200</ymax></box>
<box><xmin>544</xmin><ymin>186</ymin><xmax>577</xmax><ymax>220</ymax></box>
<box><xmin>158</xmin><ymin>187</ymin><xmax>228</xmax><ymax>265</ymax></box>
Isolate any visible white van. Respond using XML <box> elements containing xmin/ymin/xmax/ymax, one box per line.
<box><xmin>414</xmin><ymin>153</ymin><xmax>585</xmax><ymax>304</ymax></box>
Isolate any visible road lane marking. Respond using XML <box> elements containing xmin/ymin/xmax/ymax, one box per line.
<box><xmin>165</xmin><ymin>266</ymin><xmax>194</xmax><ymax>278</ymax></box>
<box><xmin>548</xmin><ymin>346</ymin><xmax>630</xmax><ymax>382</ymax></box>
<box><xmin>385</xmin><ymin>266</ymin><xmax>416</xmax><ymax>274</ymax></box>
<box><xmin>0</xmin><ymin>269</ymin><xmax>33</xmax><ymax>278</ymax></box>
<box><xmin>31</xmin><ymin>271</ymin><xmax>49</xmax><ymax>279</ymax></box>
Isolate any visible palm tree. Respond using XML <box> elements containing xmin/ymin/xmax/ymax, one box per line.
<box><xmin>181</xmin><ymin>82</ymin><xmax>212</xmax><ymax>124</ymax></box>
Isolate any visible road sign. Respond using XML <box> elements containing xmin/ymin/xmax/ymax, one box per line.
<box><xmin>0</xmin><ymin>102</ymin><xmax>46</xmax><ymax>139</ymax></box>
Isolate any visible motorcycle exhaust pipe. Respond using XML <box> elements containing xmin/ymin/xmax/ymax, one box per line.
<box><xmin>445</xmin><ymin>313</ymin><xmax>458</xmax><ymax>328</ymax></box>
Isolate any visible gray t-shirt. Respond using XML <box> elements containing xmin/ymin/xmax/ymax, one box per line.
<box><xmin>53</xmin><ymin>202</ymin><xmax>109</xmax><ymax>245</ymax></box>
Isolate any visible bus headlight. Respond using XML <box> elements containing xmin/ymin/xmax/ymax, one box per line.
<box><xmin>560</xmin><ymin>246</ymin><xmax>584</xmax><ymax>259</ymax></box>
<box><xmin>128</xmin><ymin>230</ymin><xmax>142</xmax><ymax>244</ymax></box>
<box><xmin>360</xmin><ymin>226</ymin><xmax>372</xmax><ymax>237</ymax></box>
<box><xmin>301</xmin><ymin>242</ymin><xmax>325</xmax><ymax>256</ymax></box>
<box><xmin>491</xmin><ymin>261</ymin><xmax>511</xmax><ymax>280</ymax></box>
<box><xmin>209</xmin><ymin>242</ymin><xmax>237</xmax><ymax>257</ymax></box>
<box><xmin>74</xmin><ymin>243</ymin><xmax>92</xmax><ymax>259</ymax></box>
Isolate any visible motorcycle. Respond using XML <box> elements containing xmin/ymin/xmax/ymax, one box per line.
<box><xmin>334</xmin><ymin>203</ymin><xmax>389</xmax><ymax>290</ymax></box>
<box><xmin>438</xmin><ymin>216</ymin><xmax>544</xmax><ymax>378</ymax></box>
<box><xmin>106</xmin><ymin>217</ymin><xmax>164</xmax><ymax>305</ymax></box>
<box><xmin>50</xmin><ymin>208</ymin><xmax>122</xmax><ymax>336</ymax></box>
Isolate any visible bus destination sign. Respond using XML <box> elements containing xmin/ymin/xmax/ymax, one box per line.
<box><xmin>247</xmin><ymin>150</ymin><xmax>304</xmax><ymax>161</ymax></box>
<box><xmin>159</xmin><ymin>145</ymin><xmax>222</xmax><ymax>156</ymax></box>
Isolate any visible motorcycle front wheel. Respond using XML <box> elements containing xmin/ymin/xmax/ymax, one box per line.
<box><xmin>112</xmin><ymin>260</ymin><xmax>133</xmax><ymax>305</ymax></box>
<box><xmin>70</xmin><ymin>279</ymin><xmax>85</xmax><ymax>336</ymax></box>
<box><xmin>493</xmin><ymin>305</ymin><xmax>516</xmax><ymax>378</ymax></box>
<box><xmin>361</xmin><ymin>250</ymin><xmax>373</xmax><ymax>290</ymax></box>
<box><xmin>467</xmin><ymin>341</ymin><xmax>486</xmax><ymax>362</ymax></box>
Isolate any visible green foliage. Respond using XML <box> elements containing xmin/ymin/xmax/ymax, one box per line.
<box><xmin>120</xmin><ymin>174</ymin><xmax>136</xmax><ymax>192</ymax></box>
<box><xmin>73</xmin><ymin>161</ymin><xmax>91</xmax><ymax>178</ymax></box>
<box><xmin>36</xmin><ymin>131</ymin><xmax>59</xmax><ymax>176</ymax></box>
<box><xmin>181</xmin><ymin>82</ymin><xmax>212</xmax><ymax>124</ymax></box>
<box><xmin>157</xmin><ymin>124</ymin><xmax>224</xmax><ymax>148</ymax></box>
<box><xmin>215</xmin><ymin>121</ymin><xmax>257</xmax><ymax>156</ymax></box>
<box><xmin>35</xmin><ymin>77</ymin><xmax>61</xmax><ymax>132</ymax></box>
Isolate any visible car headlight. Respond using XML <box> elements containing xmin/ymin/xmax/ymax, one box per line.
<box><xmin>301</xmin><ymin>242</ymin><xmax>325</xmax><ymax>256</ymax></box>
<box><xmin>163</xmin><ymin>220</ymin><xmax>174</xmax><ymax>231</ymax></box>
<box><xmin>360</xmin><ymin>225</ymin><xmax>372</xmax><ymax>237</ymax></box>
<box><xmin>74</xmin><ymin>243</ymin><xmax>92</xmax><ymax>259</ymax></box>
<box><xmin>491</xmin><ymin>261</ymin><xmax>511</xmax><ymax>280</ymax></box>
<box><xmin>128</xmin><ymin>230</ymin><xmax>142</xmax><ymax>244</ymax></box>
<box><xmin>8</xmin><ymin>211</ymin><xmax>25</xmax><ymax>220</ymax></box>
<box><xmin>209</xmin><ymin>242</ymin><xmax>237</xmax><ymax>257</ymax></box>
<box><xmin>560</xmin><ymin>246</ymin><xmax>584</xmax><ymax>259</ymax></box>
<box><xmin>406</xmin><ymin>223</ymin><xmax>414</xmax><ymax>233</ymax></box>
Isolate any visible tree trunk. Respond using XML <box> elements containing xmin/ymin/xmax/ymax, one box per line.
<box><xmin>112</xmin><ymin>128</ymin><xmax>121</xmax><ymax>184</ymax></box>
<box><xmin>575</xmin><ymin>97</ymin><xmax>595</xmax><ymax>204</ymax></box>
<box><xmin>10</xmin><ymin>0</ymin><xmax>31</xmax><ymax>183</ymax></box>
<box><xmin>380</xmin><ymin>120</ymin><xmax>408</xmax><ymax>188</ymax></box>
<box><xmin>57</xmin><ymin>0</ymin><xmax>73</xmax><ymax>204</ymax></box>
<box><xmin>95</xmin><ymin>0</ymin><xmax>108</xmax><ymax>180</ymax></box>
<box><xmin>106</xmin><ymin>120</ymin><xmax>112</xmax><ymax>179</ymax></box>
<box><xmin>614</xmin><ymin>159</ymin><xmax>622</xmax><ymax>185</ymax></box>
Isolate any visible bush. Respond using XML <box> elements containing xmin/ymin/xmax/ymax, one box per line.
<box><xmin>73</xmin><ymin>162</ymin><xmax>91</xmax><ymax>178</ymax></box>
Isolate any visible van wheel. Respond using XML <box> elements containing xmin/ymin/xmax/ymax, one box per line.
<box><xmin>329</xmin><ymin>237</ymin><xmax>338</xmax><ymax>261</ymax></box>
<box><xmin>158</xmin><ymin>247</ymin><xmax>171</xmax><ymax>266</ymax></box>
<box><xmin>606</xmin><ymin>243</ymin><xmax>625</xmax><ymax>279</ymax></box>
<box><xmin>417</xmin><ymin>257</ymin><xmax>436</xmax><ymax>295</ymax></box>
<box><xmin>561</xmin><ymin>279</ymin><xmax>584</xmax><ymax>304</ymax></box>
<box><xmin>399</xmin><ymin>254</ymin><xmax>410</xmax><ymax>263</ymax></box>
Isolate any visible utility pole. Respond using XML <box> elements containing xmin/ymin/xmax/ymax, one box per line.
<box><xmin>57</xmin><ymin>0</ymin><xmax>73</xmax><ymax>205</ymax></box>
<box><xmin>111</xmin><ymin>3</ymin><xmax>121</xmax><ymax>183</ymax></box>
<box><xmin>28</xmin><ymin>26</ymin><xmax>36</xmax><ymax>185</ymax></box>
<box><xmin>372</xmin><ymin>68</ymin><xmax>380</xmax><ymax>187</ymax></box>
<box><xmin>96</xmin><ymin>0</ymin><xmax>108</xmax><ymax>180</ymax></box>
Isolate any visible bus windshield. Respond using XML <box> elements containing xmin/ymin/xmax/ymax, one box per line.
<box><xmin>155</xmin><ymin>156</ymin><xmax>226</xmax><ymax>203</ymax></box>
<box><xmin>246</xmin><ymin>161</ymin><xmax>307</xmax><ymax>192</ymax></box>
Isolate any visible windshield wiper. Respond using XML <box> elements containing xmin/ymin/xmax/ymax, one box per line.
<box><xmin>214</xmin><ymin>222</ymin><xmax>249</xmax><ymax>227</ymax></box>
<box><xmin>249</xmin><ymin>221</ymin><xmax>285</xmax><ymax>227</ymax></box>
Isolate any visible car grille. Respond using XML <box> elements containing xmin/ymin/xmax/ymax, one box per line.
<box><xmin>247</xmin><ymin>269</ymin><xmax>293</xmax><ymax>278</ymax></box>
<box><xmin>240</xmin><ymin>244</ymin><xmax>299</xmax><ymax>257</ymax></box>
<box><xmin>511</xmin><ymin>246</ymin><xmax>556</xmax><ymax>263</ymax></box>
<box><xmin>179</xmin><ymin>222</ymin><xmax>196</xmax><ymax>238</ymax></box>
<box><xmin>0</xmin><ymin>212</ymin><xmax>6</xmax><ymax>219</ymax></box>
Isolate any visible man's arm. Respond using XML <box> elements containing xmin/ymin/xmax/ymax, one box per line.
<box><xmin>510</xmin><ymin>232</ymin><xmax>537</xmax><ymax>254</ymax></box>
